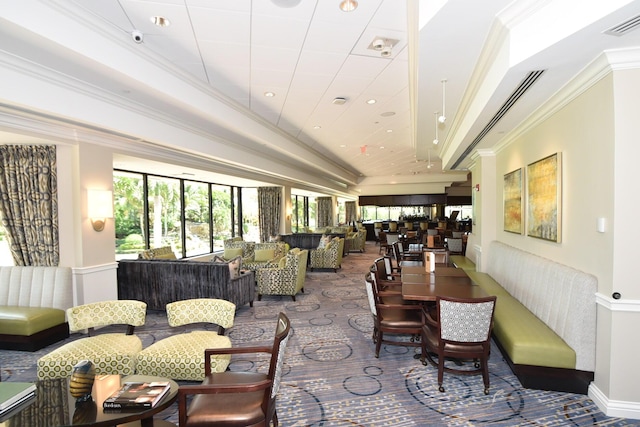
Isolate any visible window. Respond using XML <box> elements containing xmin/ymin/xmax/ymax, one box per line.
<box><xmin>241</xmin><ymin>188</ymin><xmax>259</xmax><ymax>242</ymax></box>
<box><xmin>148</xmin><ymin>176</ymin><xmax>182</xmax><ymax>252</ymax></box>
<box><xmin>0</xmin><ymin>222</ymin><xmax>13</xmax><ymax>266</ymax></box>
<box><xmin>114</xmin><ymin>171</ymin><xmax>145</xmax><ymax>260</ymax></box>
<box><xmin>184</xmin><ymin>181</ymin><xmax>210</xmax><ymax>257</ymax></box>
<box><xmin>211</xmin><ymin>184</ymin><xmax>232</xmax><ymax>252</ymax></box>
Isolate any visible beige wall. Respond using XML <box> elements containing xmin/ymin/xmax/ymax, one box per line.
<box><xmin>475</xmin><ymin>66</ymin><xmax>640</xmax><ymax>416</ymax></box>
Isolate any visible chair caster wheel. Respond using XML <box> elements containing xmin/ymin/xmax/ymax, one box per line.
<box><xmin>438</xmin><ymin>386</ymin><xmax>445</xmax><ymax>393</ymax></box>
<box><xmin>474</xmin><ymin>362</ymin><xmax>480</xmax><ymax>369</ymax></box>
<box><xmin>484</xmin><ymin>388</ymin><xmax>489</xmax><ymax>395</ymax></box>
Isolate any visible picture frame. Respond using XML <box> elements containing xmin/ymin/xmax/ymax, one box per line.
<box><xmin>503</xmin><ymin>168</ymin><xmax>523</xmax><ymax>234</ymax></box>
<box><xmin>527</xmin><ymin>152</ymin><xmax>562</xmax><ymax>242</ymax></box>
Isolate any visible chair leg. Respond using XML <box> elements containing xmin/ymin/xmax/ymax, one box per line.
<box><xmin>291</xmin><ymin>295</ymin><xmax>296</xmax><ymax>302</ymax></box>
<box><xmin>258</xmin><ymin>294</ymin><xmax>262</xmax><ymax>301</ymax></box>
<box><xmin>481</xmin><ymin>356</ymin><xmax>490</xmax><ymax>394</ymax></box>
<box><xmin>437</xmin><ymin>353</ymin><xmax>445</xmax><ymax>392</ymax></box>
<box><xmin>375</xmin><ymin>332</ymin><xmax>382</xmax><ymax>358</ymax></box>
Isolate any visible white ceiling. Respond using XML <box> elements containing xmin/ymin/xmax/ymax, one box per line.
<box><xmin>1</xmin><ymin>0</ymin><xmax>640</xmax><ymax>197</ymax></box>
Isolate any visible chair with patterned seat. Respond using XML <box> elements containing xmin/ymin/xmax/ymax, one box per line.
<box><xmin>257</xmin><ymin>249</ymin><xmax>309</xmax><ymax>301</ymax></box>
<box><xmin>136</xmin><ymin>298</ymin><xmax>235</xmax><ymax>381</ymax></box>
<box><xmin>37</xmin><ymin>300</ymin><xmax>147</xmax><ymax>379</ymax></box>
<box><xmin>421</xmin><ymin>295</ymin><xmax>497</xmax><ymax>394</ymax></box>
<box><xmin>309</xmin><ymin>237</ymin><xmax>344</xmax><ymax>272</ymax></box>
<box><xmin>177</xmin><ymin>312</ymin><xmax>291</xmax><ymax>427</ymax></box>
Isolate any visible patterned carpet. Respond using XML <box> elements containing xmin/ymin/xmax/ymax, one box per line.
<box><xmin>1</xmin><ymin>242</ymin><xmax>636</xmax><ymax>426</ymax></box>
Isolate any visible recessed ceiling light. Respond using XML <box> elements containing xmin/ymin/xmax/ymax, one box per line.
<box><xmin>340</xmin><ymin>144</ymin><xmax>347</xmax><ymax>148</ymax></box>
<box><xmin>379</xmin><ymin>146</ymin><xmax>385</xmax><ymax>149</ymax></box>
<box><xmin>150</xmin><ymin>16</ymin><xmax>170</xmax><ymax>27</ymax></box>
<box><xmin>386</xmin><ymin>129</ymin><xmax>393</xmax><ymax>133</ymax></box>
<box><xmin>313</xmin><ymin>125</ymin><xmax>321</xmax><ymax>129</ymax></box>
<box><xmin>339</xmin><ymin>0</ymin><xmax>358</xmax><ymax>12</ymax></box>
<box><xmin>380</xmin><ymin>111</ymin><xmax>395</xmax><ymax>117</ymax></box>
<box><xmin>264</xmin><ymin>91</ymin><xmax>275</xmax><ymax>97</ymax></box>
<box><xmin>366</xmin><ymin>99</ymin><xmax>377</xmax><ymax>104</ymax></box>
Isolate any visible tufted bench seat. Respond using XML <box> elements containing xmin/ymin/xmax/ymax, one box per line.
<box><xmin>468</xmin><ymin>241</ymin><xmax>596</xmax><ymax>394</ymax></box>
<box><xmin>0</xmin><ymin>266</ymin><xmax>73</xmax><ymax>351</ymax></box>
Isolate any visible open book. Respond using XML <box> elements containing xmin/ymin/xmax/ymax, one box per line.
<box><xmin>103</xmin><ymin>381</ymin><xmax>170</xmax><ymax>410</ymax></box>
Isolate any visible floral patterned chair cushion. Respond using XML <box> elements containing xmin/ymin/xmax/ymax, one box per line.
<box><xmin>37</xmin><ymin>300</ymin><xmax>147</xmax><ymax>379</ymax></box>
<box><xmin>136</xmin><ymin>298</ymin><xmax>235</xmax><ymax>381</ymax></box>
<box><xmin>138</xmin><ymin>246</ymin><xmax>177</xmax><ymax>260</ymax></box>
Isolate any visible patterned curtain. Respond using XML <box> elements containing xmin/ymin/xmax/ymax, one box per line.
<box><xmin>258</xmin><ymin>187</ymin><xmax>281</xmax><ymax>242</ymax></box>
<box><xmin>345</xmin><ymin>201</ymin><xmax>356</xmax><ymax>225</ymax></box>
<box><xmin>316</xmin><ymin>197</ymin><xmax>333</xmax><ymax>228</ymax></box>
<box><xmin>0</xmin><ymin>145</ymin><xmax>59</xmax><ymax>266</ymax></box>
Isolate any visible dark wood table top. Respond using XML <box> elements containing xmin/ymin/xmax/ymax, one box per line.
<box><xmin>401</xmin><ymin>267</ymin><xmax>487</xmax><ymax>302</ymax></box>
<box><xmin>402</xmin><ymin>265</ymin><xmax>469</xmax><ymax>277</ymax></box>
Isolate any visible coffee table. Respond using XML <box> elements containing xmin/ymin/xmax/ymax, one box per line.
<box><xmin>1</xmin><ymin>374</ymin><xmax>178</xmax><ymax>427</ymax></box>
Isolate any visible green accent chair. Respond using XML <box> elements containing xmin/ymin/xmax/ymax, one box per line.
<box><xmin>309</xmin><ymin>237</ymin><xmax>344</xmax><ymax>272</ymax></box>
<box><xmin>243</xmin><ymin>242</ymin><xmax>289</xmax><ymax>271</ymax></box>
<box><xmin>135</xmin><ymin>298</ymin><xmax>235</xmax><ymax>381</ymax></box>
<box><xmin>256</xmin><ymin>249</ymin><xmax>308</xmax><ymax>301</ymax></box>
<box><xmin>37</xmin><ymin>300</ymin><xmax>147</xmax><ymax>379</ymax></box>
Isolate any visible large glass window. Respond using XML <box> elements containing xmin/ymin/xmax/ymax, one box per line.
<box><xmin>0</xmin><ymin>223</ymin><xmax>13</xmax><ymax>265</ymax></box>
<box><xmin>211</xmin><ymin>184</ymin><xmax>232</xmax><ymax>251</ymax></box>
<box><xmin>148</xmin><ymin>176</ymin><xmax>182</xmax><ymax>253</ymax></box>
<box><xmin>184</xmin><ymin>181</ymin><xmax>210</xmax><ymax>257</ymax></box>
<box><xmin>241</xmin><ymin>188</ymin><xmax>259</xmax><ymax>242</ymax></box>
<box><xmin>114</xmin><ymin>171</ymin><xmax>145</xmax><ymax>260</ymax></box>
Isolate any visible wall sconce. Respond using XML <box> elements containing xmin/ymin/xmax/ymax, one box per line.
<box><xmin>87</xmin><ymin>189</ymin><xmax>113</xmax><ymax>232</ymax></box>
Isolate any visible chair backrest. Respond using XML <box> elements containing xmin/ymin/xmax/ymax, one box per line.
<box><xmin>451</xmin><ymin>231</ymin><xmax>464</xmax><ymax>238</ymax></box>
<box><xmin>267</xmin><ymin>313</ymin><xmax>291</xmax><ymax>400</ymax></box>
<box><xmin>437</xmin><ymin>296</ymin><xmax>496</xmax><ymax>343</ymax></box>
<box><xmin>386</xmin><ymin>233</ymin><xmax>399</xmax><ymax>245</ymax></box>
<box><xmin>166</xmin><ymin>298</ymin><xmax>236</xmax><ymax>330</ymax></box>
<box><xmin>364</xmin><ymin>273</ymin><xmax>377</xmax><ymax>316</ymax></box>
<box><xmin>427</xmin><ymin>229</ymin><xmax>438</xmax><ymax>236</ymax></box>
<box><xmin>67</xmin><ymin>300</ymin><xmax>147</xmax><ymax>334</ymax></box>
<box><xmin>424</xmin><ymin>250</ymin><xmax>449</xmax><ymax>265</ymax></box>
<box><xmin>447</xmin><ymin>238</ymin><xmax>463</xmax><ymax>253</ymax></box>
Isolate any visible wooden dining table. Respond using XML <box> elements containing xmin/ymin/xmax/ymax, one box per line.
<box><xmin>401</xmin><ymin>265</ymin><xmax>488</xmax><ymax>302</ymax></box>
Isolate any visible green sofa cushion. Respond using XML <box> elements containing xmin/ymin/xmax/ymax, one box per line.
<box><xmin>0</xmin><ymin>306</ymin><xmax>66</xmax><ymax>336</ymax></box>
<box><xmin>254</xmin><ymin>248</ymin><xmax>276</xmax><ymax>262</ymax></box>
<box><xmin>466</xmin><ymin>272</ymin><xmax>576</xmax><ymax>369</ymax></box>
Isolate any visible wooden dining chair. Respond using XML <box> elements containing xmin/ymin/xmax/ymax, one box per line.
<box><xmin>421</xmin><ymin>296</ymin><xmax>497</xmax><ymax>394</ymax></box>
<box><xmin>177</xmin><ymin>312</ymin><xmax>291</xmax><ymax>427</ymax></box>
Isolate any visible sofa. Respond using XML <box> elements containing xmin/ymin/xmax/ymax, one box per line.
<box><xmin>242</xmin><ymin>242</ymin><xmax>289</xmax><ymax>271</ymax></box>
<box><xmin>346</xmin><ymin>228</ymin><xmax>367</xmax><ymax>253</ymax></box>
<box><xmin>117</xmin><ymin>259</ymin><xmax>255</xmax><ymax>310</ymax></box>
<box><xmin>465</xmin><ymin>241</ymin><xmax>597</xmax><ymax>394</ymax></box>
<box><xmin>0</xmin><ymin>266</ymin><xmax>73</xmax><ymax>351</ymax></box>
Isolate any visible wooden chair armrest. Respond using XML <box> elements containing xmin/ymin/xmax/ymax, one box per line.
<box><xmin>204</xmin><ymin>346</ymin><xmax>273</xmax><ymax>375</ymax></box>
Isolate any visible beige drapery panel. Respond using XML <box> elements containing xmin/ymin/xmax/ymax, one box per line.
<box><xmin>316</xmin><ymin>197</ymin><xmax>333</xmax><ymax>228</ymax></box>
<box><xmin>0</xmin><ymin>145</ymin><xmax>59</xmax><ymax>266</ymax></box>
<box><xmin>258</xmin><ymin>186</ymin><xmax>281</xmax><ymax>242</ymax></box>
<box><xmin>345</xmin><ymin>201</ymin><xmax>356</xmax><ymax>225</ymax></box>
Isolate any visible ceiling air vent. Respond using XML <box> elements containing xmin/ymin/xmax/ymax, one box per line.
<box><xmin>452</xmin><ymin>70</ymin><xmax>545</xmax><ymax>169</ymax></box>
<box><xmin>603</xmin><ymin>14</ymin><xmax>640</xmax><ymax>36</ymax></box>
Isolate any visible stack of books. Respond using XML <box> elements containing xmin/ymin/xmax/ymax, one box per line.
<box><xmin>103</xmin><ymin>381</ymin><xmax>171</xmax><ymax>411</ymax></box>
<box><xmin>0</xmin><ymin>382</ymin><xmax>37</xmax><ymax>417</ymax></box>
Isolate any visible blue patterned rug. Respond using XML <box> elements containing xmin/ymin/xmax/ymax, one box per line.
<box><xmin>1</xmin><ymin>243</ymin><xmax>635</xmax><ymax>426</ymax></box>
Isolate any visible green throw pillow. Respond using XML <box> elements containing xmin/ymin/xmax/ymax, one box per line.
<box><xmin>254</xmin><ymin>248</ymin><xmax>276</xmax><ymax>262</ymax></box>
<box><xmin>224</xmin><ymin>247</ymin><xmax>243</xmax><ymax>260</ymax></box>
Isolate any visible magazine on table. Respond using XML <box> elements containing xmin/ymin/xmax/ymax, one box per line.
<box><xmin>102</xmin><ymin>381</ymin><xmax>171</xmax><ymax>410</ymax></box>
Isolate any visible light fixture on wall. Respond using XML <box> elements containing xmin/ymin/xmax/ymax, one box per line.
<box><xmin>438</xmin><ymin>79</ymin><xmax>447</xmax><ymax>123</ymax></box>
<box><xmin>87</xmin><ymin>189</ymin><xmax>113</xmax><ymax>232</ymax></box>
<box><xmin>433</xmin><ymin>112</ymin><xmax>439</xmax><ymax>145</ymax></box>
<box><xmin>339</xmin><ymin>0</ymin><xmax>358</xmax><ymax>12</ymax></box>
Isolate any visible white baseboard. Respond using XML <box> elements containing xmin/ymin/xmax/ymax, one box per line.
<box><xmin>589</xmin><ymin>383</ymin><xmax>640</xmax><ymax>420</ymax></box>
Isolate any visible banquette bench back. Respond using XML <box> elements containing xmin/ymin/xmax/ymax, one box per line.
<box><xmin>0</xmin><ymin>266</ymin><xmax>73</xmax><ymax>312</ymax></box>
<box><xmin>484</xmin><ymin>241</ymin><xmax>597</xmax><ymax>372</ymax></box>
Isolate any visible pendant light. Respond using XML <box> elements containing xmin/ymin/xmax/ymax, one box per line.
<box><xmin>339</xmin><ymin>0</ymin><xmax>358</xmax><ymax>12</ymax></box>
<box><xmin>438</xmin><ymin>79</ymin><xmax>447</xmax><ymax>123</ymax></box>
<box><xmin>433</xmin><ymin>112</ymin><xmax>439</xmax><ymax>145</ymax></box>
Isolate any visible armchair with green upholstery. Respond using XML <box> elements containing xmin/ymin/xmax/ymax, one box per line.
<box><xmin>310</xmin><ymin>237</ymin><xmax>344</xmax><ymax>272</ymax></box>
<box><xmin>136</xmin><ymin>298</ymin><xmax>235</xmax><ymax>381</ymax></box>
<box><xmin>243</xmin><ymin>242</ymin><xmax>289</xmax><ymax>271</ymax></box>
<box><xmin>256</xmin><ymin>248</ymin><xmax>308</xmax><ymax>301</ymax></box>
<box><xmin>347</xmin><ymin>229</ymin><xmax>367</xmax><ymax>253</ymax></box>
<box><xmin>37</xmin><ymin>300</ymin><xmax>147</xmax><ymax>379</ymax></box>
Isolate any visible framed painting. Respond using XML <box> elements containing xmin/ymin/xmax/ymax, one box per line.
<box><xmin>503</xmin><ymin>168</ymin><xmax>522</xmax><ymax>234</ymax></box>
<box><xmin>527</xmin><ymin>152</ymin><xmax>562</xmax><ymax>242</ymax></box>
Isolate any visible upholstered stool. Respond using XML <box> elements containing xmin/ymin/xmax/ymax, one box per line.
<box><xmin>37</xmin><ymin>300</ymin><xmax>146</xmax><ymax>379</ymax></box>
<box><xmin>135</xmin><ymin>298</ymin><xmax>236</xmax><ymax>381</ymax></box>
